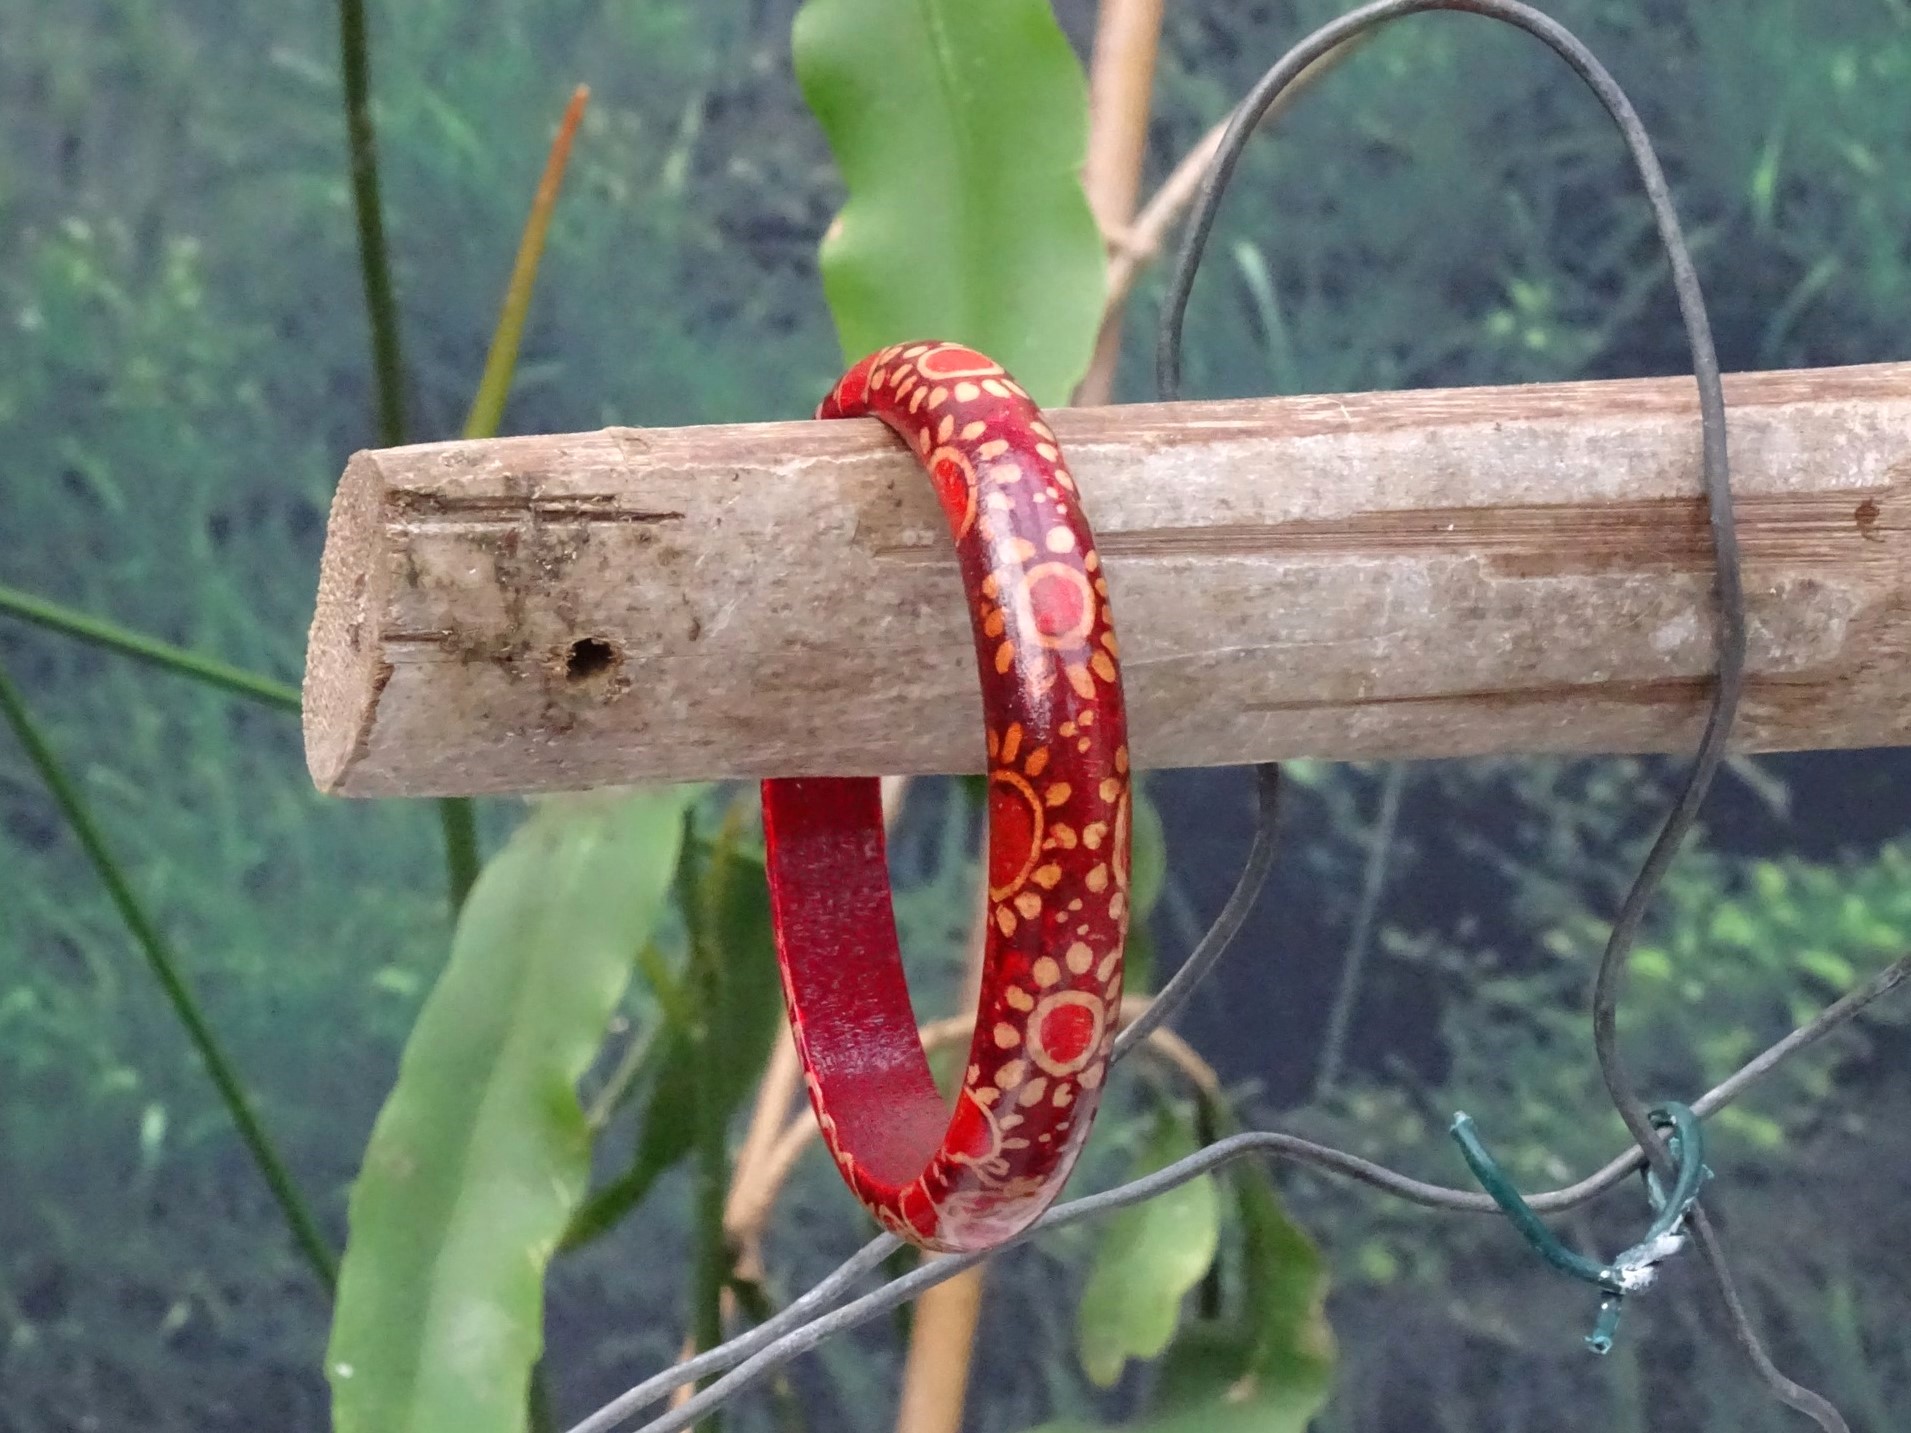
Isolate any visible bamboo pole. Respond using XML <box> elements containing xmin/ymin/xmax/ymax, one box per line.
<box><xmin>1073</xmin><ymin>0</ymin><xmax>1166</xmax><ymax>409</ymax></box>
<box><xmin>304</xmin><ymin>363</ymin><xmax>1911</xmax><ymax>797</ymax></box>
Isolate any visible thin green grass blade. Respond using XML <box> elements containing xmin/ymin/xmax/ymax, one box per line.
<box><xmin>793</xmin><ymin>0</ymin><xmax>1105</xmax><ymax>402</ymax></box>
<box><xmin>437</xmin><ymin>796</ymin><xmax>482</xmax><ymax>912</ymax></box>
<box><xmin>337</xmin><ymin>0</ymin><xmax>406</xmax><ymax>448</ymax></box>
<box><xmin>326</xmin><ymin>789</ymin><xmax>692</xmax><ymax>1433</ymax></box>
<box><xmin>0</xmin><ymin>582</ymin><xmax>301</xmax><ymax>711</ymax></box>
<box><xmin>464</xmin><ymin>85</ymin><xmax>590</xmax><ymax>441</ymax></box>
<box><xmin>0</xmin><ymin>655</ymin><xmax>336</xmax><ymax>1290</ymax></box>
<box><xmin>434</xmin><ymin>84</ymin><xmax>591</xmax><ymax>914</ymax></box>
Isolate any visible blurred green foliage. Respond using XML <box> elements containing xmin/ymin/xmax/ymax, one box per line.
<box><xmin>2</xmin><ymin>1</ymin><xmax>1909</xmax><ymax>1431</ymax></box>
<box><xmin>1288</xmin><ymin>806</ymin><xmax>1911</xmax><ymax>1433</ymax></box>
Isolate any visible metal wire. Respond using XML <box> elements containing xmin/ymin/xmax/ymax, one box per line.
<box><xmin>568</xmin><ymin>763</ymin><xmax>1287</xmax><ymax>1433</ymax></box>
<box><xmin>1159</xmin><ymin>2</ymin><xmax>1843</xmax><ymax>1427</ymax></box>
<box><xmin>573</xmin><ymin>947</ymin><xmax>1909</xmax><ymax>1433</ymax></box>
<box><xmin>566</xmin><ymin>1234</ymin><xmax>901</xmax><ymax>1433</ymax></box>
<box><xmin>1113</xmin><ymin>762</ymin><xmax>1281</xmax><ymax>1059</ymax></box>
<box><xmin>565</xmin><ymin>5</ymin><xmax>1883</xmax><ymax>1430</ymax></box>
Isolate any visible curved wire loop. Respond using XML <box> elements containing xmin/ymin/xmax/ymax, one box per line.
<box><xmin>567</xmin><ymin>5</ymin><xmax>1867</xmax><ymax>1430</ymax></box>
<box><xmin>1159</xmin><ymin>5</ymin><xmax>1841</xmax><ymax>1426</ymax></box>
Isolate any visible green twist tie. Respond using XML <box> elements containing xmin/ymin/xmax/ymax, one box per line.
<box><xmin>1450</xmin><ymin>1101</ymin><xmax>1709</xmax><ymax>1354</ymax></box>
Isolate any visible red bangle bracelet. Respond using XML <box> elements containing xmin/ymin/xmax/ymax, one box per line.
<box><xmin>761</xmin><ymin>342</ymin><xmax>1131</xmax><ymax>1252</ymax></box>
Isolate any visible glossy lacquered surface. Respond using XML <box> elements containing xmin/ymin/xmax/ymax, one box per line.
<box><xmin>761</xmin><ymin>341</ymin><xmax>1131</xmax><ymax>1251</ymax></box>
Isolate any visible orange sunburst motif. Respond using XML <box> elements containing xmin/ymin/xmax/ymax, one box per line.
<box><xmin>762</xmin><ymin>341</ymin><xmax>1131</xmax><ymax>1251</ymax></box>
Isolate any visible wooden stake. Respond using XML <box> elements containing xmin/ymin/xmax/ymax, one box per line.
<box><xmin>1075</xmin><ymin>0</ymin><xmax>1166</xmax><ymax>409</ymax></box>
<box><xmin>304</xmin><ymin>363</ymin><xmax>1910</xmax><ymax>797</ymax></box>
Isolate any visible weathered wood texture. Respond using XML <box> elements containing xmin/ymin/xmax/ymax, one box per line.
<box><xmin>305</xmin><ymin>363</ymin><xmax>1910</xmax><ymax>797</ymax></box>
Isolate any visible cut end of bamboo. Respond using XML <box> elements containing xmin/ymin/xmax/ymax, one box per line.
<box><xmin>304</xmin><ymin>450</ymin><xmax>391</xmax><ymax>794</ymax></box>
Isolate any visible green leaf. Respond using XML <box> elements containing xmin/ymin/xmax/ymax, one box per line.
<box><xmin>1228</xmin><ymin>1158</ymin><xmax>1335</xmax><ymax>1407</ymax></box>
<box><xmin>1032</xmin><ymin>1126</ymin><xmax>1334</xmax><ymax>1433</ymax></box>
<box><xmin>326</xmin><ymin>789</ymin><xmax>691</xmax><ymax>1433</ymax></box>
<box><xmin>1078</xmin><ymin>1110</ymin><xmax>1221</xmax><ymax>1388</ymax></box>
<box><xmin>1126</xmin><ymin>1159</ymin><xmax>1331</xmax><ymax>1432</ymax></box>
<box><xmin>560</xmin><ymin>835</ymin><xmax>784</xmax><ymax>1249</ymax></box>
<box><xmin>1797</xmin><ymin>947</ymin><xmax>1857</xmax><ymax>989</ymax></box>
<box><xmin>1138</xmin><ymin>1330</ymin><xmax>1324</xmax><ymax>1433</ymax></box>
<box><xmin>793</xmin><ymin>0</ymin><xmax>1106</xmax><ymax>403</ymax></box>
